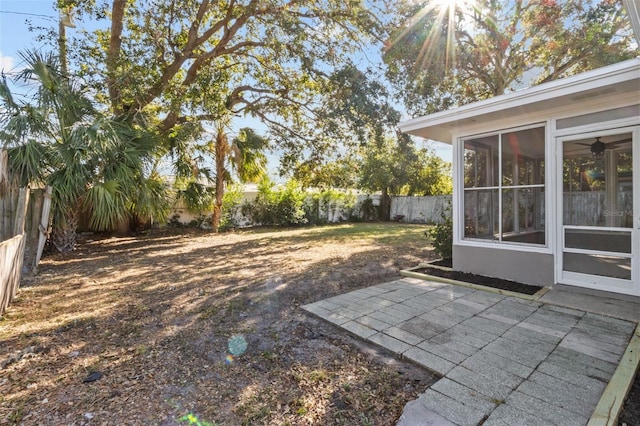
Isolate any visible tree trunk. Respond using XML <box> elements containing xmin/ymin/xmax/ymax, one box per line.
<box><xmin>380</xmin><ymin>187</ymin><xmax>391</xmax><ymax>221</ymax></box>
<box><xmin>212</xmin><ymin>130</ymin><xmax>227</xmax><ymax>233</ymax></box>
<box><xmin>51</xmin><ymin>208</ymin><xmax>79</xmax><ymax>253</ymax></box>
<box><xmin>107</xmin><ymin>0</ymin><xmax>127</xmax><ymax>115</ymax></box>
<box><xmin>212</xmin><ymin>175</ymin><xmax>224</xmax><ymax>233</ymax></box>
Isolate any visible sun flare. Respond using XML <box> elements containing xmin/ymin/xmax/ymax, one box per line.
<box><xmin>389</xmin><ymin>0</ymin><xmax>479</xmax><ymax>71</ymax></box>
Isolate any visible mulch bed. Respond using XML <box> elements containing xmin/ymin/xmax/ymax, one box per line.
<box><xmin>413</xmin><ymin>264</ymin><xmax>543</xmax><ymax>296</ymax></box>
<box><xmin>619</xmin><ymin>369</ymin><xmax>640</xmax><ymax>425</ymax></box>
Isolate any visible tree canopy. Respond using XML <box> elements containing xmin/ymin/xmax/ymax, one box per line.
<box><xmin>384</xmin><ymin>0</ymin><xmax>637</xmax><ymax>117</ymax></box>
<box><xmin>65</xmin><ymin>1</ymin><xmax>387</xmax><ymax>142</ymax></box>
<box><xmin>358</xmin><ymin>134</ymin><xmax>452</xmax><ymax>197</ymax></box>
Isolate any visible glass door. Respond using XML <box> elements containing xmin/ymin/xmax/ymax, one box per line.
<box><xmin>558</xmin><ymin>129</ymin><xmax>639</xmax><ymax>296</ymax></box>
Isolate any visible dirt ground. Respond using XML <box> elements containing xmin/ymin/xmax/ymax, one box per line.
<box><xmin>0</xmin><ymin>224</ymin><xmax>439</xmax><ymax>425</ymax></box>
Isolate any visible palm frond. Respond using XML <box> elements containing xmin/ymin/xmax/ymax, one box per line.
<box><xmin>232</xmin><ymin>128</ymin><xmax>268</xmax><ymax>183</ymax></box>
<box><xmin>7</xmin><ymin>139</ymin><xmax>48</xmax><ymax>186</ymax></box>
<box><xmin>85</xmin><ymin>181</ymin><xmax>128</xmax><ymax>231</ymax></box>
<box><xmin>180</xmin><ymin>180</ymin><xmax>214</xmax><ymax>213</ymax></box>
<box><xmin>0</xmin><ymin>77</ymin><xmax>17</xmax><ymax>111</ymax></box>
<box><xmin>128</xmin><ymin>173</ymin><xmax>171</xmax><ymax>224</ymax></box>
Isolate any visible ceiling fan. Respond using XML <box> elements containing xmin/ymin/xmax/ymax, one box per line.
<box><xmin>574</xmin><ymin>136</ymin><xmax>632</xmax><ymax>159</ymax></box>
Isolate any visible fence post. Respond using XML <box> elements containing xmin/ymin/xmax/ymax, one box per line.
<box><xmin>0</xmin><ymin>150</ymin><xmax>8</xmax><ymax>196</ymax></box>
<box><xmin>13</xmin><ymin>187</ymin><xmax>30</xmax><ymax>237</ymax></box>
<box><xmin>33</xmin><ymin>186</ymin><xmax>53</xmax><ymax>273</ymax></box>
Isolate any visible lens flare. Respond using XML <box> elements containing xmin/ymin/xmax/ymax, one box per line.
<box><xmin>227</xmin><ymin>334</ymin><xmax>248</xmax><ymax>356</ymax></box>
<box><xmin>388</xmin><ymin>0</ymin><xmax>479</xmax><ymax>71</ymax></box>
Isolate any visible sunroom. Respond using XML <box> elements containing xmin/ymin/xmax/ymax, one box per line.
<box><xmin>399</xmin><ymin>58</ymin><xmax>640</xmax><ymax>296</ymax></box>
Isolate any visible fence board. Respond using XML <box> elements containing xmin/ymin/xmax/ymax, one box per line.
<box><xmin>25</xmin><ymin>188</ymin><xmax>44</xmax><ymax>272</ymax></box>
<box><xmin>0</xmin><ymin>234</ymin><xmax>25</xmax><ymax>316</ymax></box>
<box><xmin>13</xmin><ymin>188</ymin><xmax>29</xmax><ymax>236</ymax></box>
<box><xmin>33</xmin><ymin>187</ymin><xmax>52</xmax><ymax>272</ymax></box>
<box><xmin>390</xmin><ymin>195</ymin><xmax>451</xmax><ymax>224</ymax></box>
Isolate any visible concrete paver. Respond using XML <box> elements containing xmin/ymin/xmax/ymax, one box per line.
<box><xmin>481</xmin><ymin>403</ymin><xmax>557</xmax><ymax>426</ymax></box>
<box><xmin>341</xmin><ymin>320</ymin><xmax>377</xmax><ymax>338</ymax></box>
<box><xmin>404</xmin><ymin>346</ymin><xmax>455</xmax><ymax>375</ymax></box>
<box><xmin>504</xmin><ymin>390</ymin><xmax>589</xmax><ymax>426</ymax></box>
<box><xmin>397</xmin><ymin>398</ymin><xmax>458</xmax><ymax>426</ymax></box>
<box><xmin>302</xmin><ymin>278</ymin><xmax>638</xmax><ymax>426</ymax></box>
<box><xmin>544</xmin><ymin>347</ymin><xmax>617</xmax><ymax>382</ymax></box>
<box><xmin>412</xmin><ymin>389</ymin><xmax>489</xmax><ymax>426</ymax></box>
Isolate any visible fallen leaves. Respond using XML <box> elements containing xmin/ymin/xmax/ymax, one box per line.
<box><xmin>1</xmin><ymin>225</ymin><xmax>437</xmax><ymax>425</ymax></box>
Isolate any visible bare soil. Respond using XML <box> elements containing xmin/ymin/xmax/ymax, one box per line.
<box><xmin>619</xmin><ymin>371</ymin><xmax>640</xmax><ymax>426</ymax></box>
<box><xmin>0</xmin><ymin>224</ymin><xmax>439</xmax><ymax>425</ymax></box>
<box><xmin>413</xmin><ymin>266</ymin><xmax>542</xmax><ymax>295</ymax></box>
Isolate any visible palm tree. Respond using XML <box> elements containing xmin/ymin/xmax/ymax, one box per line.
<box><xmin>0</xmin><ymin>50</ymin><xmax>168</xmax><ymax>252</ymax></box>
<box><xmin>174</xmin><ymin>119</ymin><xmax>268</xmax><ymax>232</ymax></box>
<box><xmin>211</xmin><ymin>124</ymin><xmax>268</xmax><ymax>232</ymax></box>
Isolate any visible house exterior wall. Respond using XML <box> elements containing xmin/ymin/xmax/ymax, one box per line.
<box><xmin>400</xmin><ymin>59</ymin><xmax>640</xmax><ymax>295</ymax></box>
<box><xmin>453</xmin><ymin>245</ymin><xmax>554</xmax><ymax>287</ymax></box>
<box><xmin>449</xmin><ymin>99</ymin><xmax>638</xmax><ymax>293</ymax></box>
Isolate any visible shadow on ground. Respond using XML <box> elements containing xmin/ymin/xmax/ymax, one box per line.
<box><xmin>1</xmin><ymin>224</ymin><xmax>439</xmax><ymax>425</ymax></box>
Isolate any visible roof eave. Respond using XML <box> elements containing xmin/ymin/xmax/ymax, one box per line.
<box><xmin>399</xmin><ymin>58</ymin><xmax>640</xmax><ymax>141</ymax></box>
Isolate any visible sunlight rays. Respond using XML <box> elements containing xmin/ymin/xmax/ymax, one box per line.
<box><xmin>388</xmin><ymin>0</ymin><xmax>480</xmax><ymax>72</ymax></box>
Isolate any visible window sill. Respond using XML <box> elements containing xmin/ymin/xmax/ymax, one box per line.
<box><xmin>455</xmin><ymin>238</ymin><xmax>553</xmax><ymax>254</ymax></box>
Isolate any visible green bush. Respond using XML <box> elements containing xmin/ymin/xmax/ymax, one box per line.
<box><xmin>243</xmin><ymin>178</ymin><xmax>308</xmax><ymax>226</ymax></box>
<box><xmin>425</xmin><ymin>206</ymin><xmax>452</xmax><ymax>260</ymax></box>
<box><xmin>307</xmin><ymin>189</ymin><xmax>356</xmax><ymax>224</ymax></box>
<box><xmin>218</xmin><ymin>184</ymin><xmax>244</xmax><ymax>231</ymax></box>
<box><xmin>357</xmin><ymin>197</ymin><xmax>378</xmax><ymax>221</ymax></box>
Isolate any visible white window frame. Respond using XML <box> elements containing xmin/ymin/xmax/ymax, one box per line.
<box><xmin>453</xmin><ymin>122</ymin><xmax>552</xmax><ymax>255</ymax></box>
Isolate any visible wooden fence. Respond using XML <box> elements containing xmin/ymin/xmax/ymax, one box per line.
<box><xmin>0</xmin><ymin>186</ymin><xmax>29</xmax><ymax>316</ymax></box>
<box><xmin>390</xmin><ymin>195</ymin><xmax>452</xmax><ymax>224</ymax></box>
<box><xmin>0</xmin><ymin>149</ymin><xmax>52</xmax><ymax>316</ymax></box>
<box><xmin>0</xmin><ymin>234</ymin><xmax>26</xmax><ymax>315</ymax></box>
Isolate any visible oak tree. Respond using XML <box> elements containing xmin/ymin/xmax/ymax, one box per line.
<box><xmin>384</xmin><ymin>0</ymin><xmax>637</xmax><ymax>116</ymax></box>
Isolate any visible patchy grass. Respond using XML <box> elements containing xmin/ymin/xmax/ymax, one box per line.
<box><xmin>0</xmin><ymin>223</ymin><xmax>438</xmax><ymax>425</ymax></box>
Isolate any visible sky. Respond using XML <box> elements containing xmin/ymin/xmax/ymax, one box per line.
<box><xmin>0</xmin><ymin>0</ymin><xmax>454</xmax><ymax>174</ymax></box>
<box><xmin>0</xmin><ymin>1</ymin><xmax>60</xmax><ymax>78</ymax></box>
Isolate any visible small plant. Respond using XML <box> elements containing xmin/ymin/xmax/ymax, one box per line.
<box><xmin>425</xmin><ymin>204</ymin><xmax>453</xmax><ymax>260</ymax></box>
<box><xmin>178</xmin><ymin>413</ymin><xmax>218</xmax><ymax>426</ymax></box>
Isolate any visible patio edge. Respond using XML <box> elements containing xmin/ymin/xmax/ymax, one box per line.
<box><xmin>588</xmin><ymin>323</ymin><xmax>640</xmax><ymax>426</ymax></box>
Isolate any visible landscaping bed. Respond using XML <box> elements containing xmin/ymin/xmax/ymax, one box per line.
<box><xmin>411</xmin><ymin>265</ymin><xmax>543</xmax><ymax>295</ymax></box>
<box><xmin>619</xmin><ymin>369</ymin><xmax>640</xmax><ymax>426</ymax></box>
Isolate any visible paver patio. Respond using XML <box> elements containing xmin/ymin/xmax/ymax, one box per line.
<box><xmin>302</xmin><ymin>277</ymin><xmax>638</xmax><ymax>426</ymax></box>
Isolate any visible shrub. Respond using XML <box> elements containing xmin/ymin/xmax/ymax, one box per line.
<box><xmin>243</xmin><ymin>178</ymin><xmax>308</xmax><ymax>226</ymax></box>
<box><xmin>218</xmin><ymin>184</ymin><xmax>244</xmax><ymax>231</ymax></box>
<box><xmin>356</xmin><ymin>197</ymin><xmax>378</xmax><ymax>222</ymax></box>
<box><xmin>307</xmin><ymin>189</ymin><xmax>356</xmax><ymax>224</ymax></box>
<box><xmin>426</xmin><ymin>206</ymin><xmax>452</xmax><ymax>260</ymax></box>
